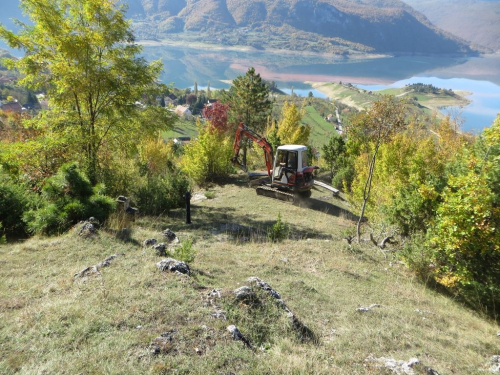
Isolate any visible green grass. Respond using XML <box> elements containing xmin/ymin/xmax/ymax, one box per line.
<box><xmin>162</xmin><ymin>117</ymin><xmax>198</xmax><ymax>140</ymax></box>
<box><xmin>1</xmin><ymin>175</ymin><xmax>498</xmax><ymax>374</ymax></box>
<box><xmin>303</xmin><ymin>105</ymin><xmax>337</xmax><ymax>146</ymax></box>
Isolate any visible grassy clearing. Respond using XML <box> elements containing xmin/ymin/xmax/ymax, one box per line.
<box><xmin>162</xmin><ymin>118</ymin><xmax>198</xmax><ymax>140</ymax></box>
<box><xmin>1</xmin><ymin>175</ymin><xmax>499</xmax><ymax>374</ymax></box>
<box><xmin>311</xmin><ymin>82</ymin><xmax>471</xmax><ymax>118</ymax></box>
<box><xmin>303</xmin><ymin>105</ymin><xmax>337</xmax><ymax>146</ymax></box>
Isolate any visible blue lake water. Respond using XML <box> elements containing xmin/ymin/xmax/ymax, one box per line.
<box><xmin>358</xmin><ymin>77</ymin><xmax>500</xmax><ymax>133</ymax></box>
<box><xmin>142</xmin><ymin>45</ymin><xmax>500</xmax><ymax>132</ymax></box>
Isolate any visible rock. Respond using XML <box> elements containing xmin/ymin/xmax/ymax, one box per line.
<box><xmin>143</xmin><ymin>238</ymin><xmax>157</xmax><ymax>246</ymax></box>
<box><xmin>152</xmin><ymin>243</ymin><xmax>166</xmax><ymax>256</ymax></box>
<box><xmin>356</xmin><ymin>304</ymin><xmax>381</xmax><ymax>312</ymax></box>
<box><xmin>497</xmin><ymin>331</ymin><xmax>500</xmax><ymax>337</ymax></box>
<box><xmin>150</xmin><ymin>331</ymin><xmax>175</xmax><ymax>355</ymax></box>
<box><xmin>247</xmin><ymin>277</ymin><xmax>281</xmax><ymax>299</ymax></box>
<box><xmin>211</xmin><ymin>309</ymin><xmax>227</xmax><ymax>320</ymax></box>
<box><xmin>366</xmin><ymin>356</ymin><xmax>420</xmax><ymax>374</ymax></box>
<box><xmin>227</xmin><ymin>325</ymin><xmax>252</xmax><ymax>348</ymax></box>
<box><xmin>78</xmin><ymin>221</ymin><xmax>98</xmax><ymax>237</ymax></box>
<box><xmin>234</xmin><ymin>286</ymin><xmax>255</xmax><ymax>301</ymax></box>
<box><xmin>156</xmin><ymin>258</ymin><xmax>190</xmax><ymax>275</ymax></box>
<box><xmin>74</xmin><ymin>253</ymin><xmax>123</xmax><ymax>278</ymax></box>
<box><xmin>489</xmin><ymin>355</ymin><xmax>500</xmax><ymax>373</ymax></box>
<box><xmin>162</xmin><ymin>228</ymin><xmax>179</xmax><ymax>243</ymax></box>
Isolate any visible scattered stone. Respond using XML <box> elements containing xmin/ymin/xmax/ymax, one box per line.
<box><xmin>211</xmin><ymin>309</ymin><xmax>227</xmax><ymax>320</ymax></box>
<box><xmin>143</xmin><ymin>238</ymin><xmax>157</xmax><ymax>247</ymax></box>
<box><xmin>366</xmin><ymin>356</ymin><xmax>420</xmax><ymax>375</ymax></box>
<box><xmin>234</xmin><ymin>286</ymin><xmax>255</xmax><ymax>301</ymax></box>
<box><xmin>227</xmin><ymin>325</ymin><xmax>252</xmax><ymax>348</ymax></box>
<box><xmin>191</xmin><ymin>192</ymin><xmax>207</xmax><ymax>203</ymax></box>
<box><xmin>74</xmin><ymin>254</ymin><xmax>123</xmax><ymax>279</ymax></box>
<box><xmin>162</xmin><ymin>228</ymin><xmax>179</xmax><ymax>243</ymax></box>
<box><xmin>247</xmin><ymin>277</ymin><xmax>281</xmax><ymax>299</ymax></box>
<box><xmin>245</xmin><ymin>276</ymin><xmax>315</xmax><ymax>342</ymax></box>
<box><xmin>356</xmin><ymin>304</ymin><xmax>381</xmax><ymax>312</ymax></box>
<box><xmin>206</xmin><ymin>289</ymin><xmax>221</xmax><ymax>302</ymax></box>
<box><xmin>75</xmin><ymin>217</ymin><xmax>100</xmax><ymax>237</ymax></box>
<box><xmin>156</xmin><ymin>258</ymin><xmax>190</xmax><ymax>275</ymax></box>
<box><xmin>489</xmin><ymin>355</ymin><xmax>500</xmax><ymax>373</ymax></box>
<box><xmin>150</xmin><ymin>331</ymin><xmax>176</xmax><ymax>355</ymax></box>
<box><xmin>152</xmin><ymin>243</ymin><xmax>166</xmax><ymax>256</ymax></box>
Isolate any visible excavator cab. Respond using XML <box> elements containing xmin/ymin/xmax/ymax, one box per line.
<box><xmin>271</xmin><ymin>145</ymin><xmax>315</xmax><ymax>195</ymax></box>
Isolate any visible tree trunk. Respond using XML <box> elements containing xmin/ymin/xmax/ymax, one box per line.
<box><xmin>356</xmin><ymin>143</ymin><xmax>380</xmax><ymax>243</ymax></box>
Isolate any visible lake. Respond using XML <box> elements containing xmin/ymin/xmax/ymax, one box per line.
<box><xmin>142</xmin><ymin>44</ymin><xmax>500</xmax><ymax>132</ymax></box>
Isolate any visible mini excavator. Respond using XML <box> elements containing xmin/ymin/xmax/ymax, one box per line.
<box><xmin>231</xmin><ymin>122</ymin><xmax>338</xmax><ymax>202</ymax></box>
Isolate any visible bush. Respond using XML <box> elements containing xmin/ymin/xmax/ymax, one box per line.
<box><xmin>0</xmin><ymin>170</ymin><xmax>33</xmax><ymax>238</ymax></box>
<box><xmin>181</xmin><ymin>123</ymin><xmax>233</xmax><ymax>185</ymax></box>
<box><xmin>268</xmin><ymin>213</ymin><xmax>289</xmax><ymax>242</ymax></box>
<box><xmin>133</xmin><ymin>172</ymin><xmax>190</xmax><ymax>216</ymax></box>
<box><xmin>172</xmin><ymin>239</ymin><xmax>196</xmax><ymax>263</ymax></box>
<box><xmin>23</xmin><ymin>163</ymin><xmax>116</xmax><ymax>236</ymax></box>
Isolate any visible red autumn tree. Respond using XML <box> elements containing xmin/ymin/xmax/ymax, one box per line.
<box><xmin>202</xmin><ymin>102</ymin><xmax>230</xmax><ymax>134</ymax></box>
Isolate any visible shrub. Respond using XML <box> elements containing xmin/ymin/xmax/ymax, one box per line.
<box><xmin>133</xmin><ymin>172</ymin><xmax>190</xmax><ymax>216</ymax></box>
<box><xmin>181</xmin><ymin>123</ymin><xmax>233</xmax><ymax>185</ymax></box>
<box><xmin>268</xmin><ymin>213</ymin><xmax>289</xmax><ymax>242</ymax></box>
<box><xmin>0</xmin><ymin>170</ymin><xmax>33</xmax><ymax>238</ymax></box>
<box><xmin>23</xmin><ymin>163</ymin><xmax>116</xmax><ymax>236</ymax></box>
<box><xmin>172</xmin><ymin>239</ymin><xmax>196</xmax><ymax>263</ymax></box>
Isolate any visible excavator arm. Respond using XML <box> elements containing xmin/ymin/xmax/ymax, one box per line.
<box><xmin>231</xmin><ymin>122</ymin><xmax>274</xmax><ymax>177</ymax></box>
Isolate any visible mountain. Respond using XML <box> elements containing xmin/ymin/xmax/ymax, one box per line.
<box><xmin>128</xmin><ymin>0</ymin><xmax>476</xmax><ymax>55</ymax></box>
<box><xmin>402</xmin><ymin>0</ymin><xmax>500</xmax><ymax>52</ymax></box>
<box><xmin>0</xmin><ymin>0</ymin><xmax>477</xmax><ymax>56</ymax></box>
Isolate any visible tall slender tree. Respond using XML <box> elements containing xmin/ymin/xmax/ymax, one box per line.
<box><xmin>346</xmin><ymin>95</ymin><xmax>408</xmax><ymax>242</ymax></box>
<box><xmin>0</xmin><ymin>0</ymin><xmax>174</xmax><ymax>184</ymax></box>
<box><xmin>223</xmin><ymin>67</ymin><xmax>272</xmax><ymax>165</ymax></box>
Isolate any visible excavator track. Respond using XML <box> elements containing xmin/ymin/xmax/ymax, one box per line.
<box><xmin>256</xmin><ymin>185</ymin><xmax>295</xmax><ymax>202</ymax></box>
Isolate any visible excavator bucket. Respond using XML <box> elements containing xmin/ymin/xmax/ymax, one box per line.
<box><xmin>231</xmin><ymin>157</ymin><xmax>248</xmax><ymax>173</ymax></box>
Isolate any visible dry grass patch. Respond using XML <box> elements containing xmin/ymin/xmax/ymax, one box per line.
<box><xmin>1</xmin><ymin>177</ymin><xmax>499</xmax><ymax>374</ymax></box>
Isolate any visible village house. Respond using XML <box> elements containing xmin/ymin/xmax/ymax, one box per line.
<box><xmin>174</xmin><ymin>105</ymin><xmax>192</xmax><ymax>119</ymax></box>
<box><xmin>0</xmin><ymin>101</ymin><xmax>23</xmax><ymax>114</ymax></box>
<box><xmin>164</xmin><ymin>93</ymin><xmax>178</xmax><ymax>107</ymax></box>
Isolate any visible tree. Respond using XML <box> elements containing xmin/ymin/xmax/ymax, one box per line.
<box><xmin>194</xmin><ymin>81</ymin><xmax>198</xmax><ymax>96</ymax></box>
<box><xmin>202</xmin><ymin>102</ymin><xmax>229</xmax><ymax>134</ymax></box>
<box><xmin>207</xmin><ymin>81</ymin><xmax>211</xmax><ymax>99</ymax></box>
<box><xmin>275</xmin><ymin>101</ymin><xmax>310</xmax><ymax>145</ymax></box>
<box><xmin>223</xmin><ymin>67</ymin><xmax>272</xmax><ymax>165</ymax></box>
<box><xmin>0</xmin><ymin>0</ymin><xmax>174</xmax><ymax>184</ymax></box>
<box><xmin>346</xmin><ymin>95</ymin><xmax>408</xmax><ymax>242</ymax></box>
<box><xmin>322</xmin><ymin>134</ymin><xmax>347</xmax><ymax>177</ymax></box>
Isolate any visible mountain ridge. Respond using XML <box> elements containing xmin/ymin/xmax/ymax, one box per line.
<box><xmin>0</xmin><ymin>0</ymin><xmax>480</xmax><ymax>56</ymax></box>
<box><xmin>128</xmin><ymin>0</ymin><xmax>477</xmax><ymax>55</ymax></box>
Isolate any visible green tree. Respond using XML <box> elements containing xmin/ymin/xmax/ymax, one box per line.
<box><xmin>276</xmin><ymin>101</ymin><xmax>310</xmax><ymax>145</ymax></box>
<box><xmin>346</xmin><ymin>95</ymin><xmax>408</xmax><ymax>242</ymax></box>
<box><xmin>223</xmin><ymin>67</ymin><xmax>272</xmax><ymax>165</ymax></box>
<box><xmin>322</xmin><ymin>134</ymin><xmax>347</xmax><ymax>177</ymax></box>
<box><xmin>0</xmin><ymin>0</ymin><xmax>174</xmax><ymax>184</ymax></box>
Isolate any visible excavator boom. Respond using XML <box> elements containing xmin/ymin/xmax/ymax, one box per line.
<box><xmin>231</xmin><ymin>122</ymin><xmax>274</xmax><ymax>177</ymax></box>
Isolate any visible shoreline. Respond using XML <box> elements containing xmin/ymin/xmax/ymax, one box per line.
<box><xmin>137</xmin><ymin>39</ymin><xmax>389</xmax><ymax>61</ymax></box>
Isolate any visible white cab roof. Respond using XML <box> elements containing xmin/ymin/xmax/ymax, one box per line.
<box><xmin>276</xmin><ymin>145</ymin><xmax>307</xmax><ymax>151</ymax></box>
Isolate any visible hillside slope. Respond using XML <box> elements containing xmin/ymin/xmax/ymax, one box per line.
<box><xmin>402</xmin><ymin>0</ymin><xmax>500</xmax><ymax>52</ymax></box>
<box><xmin>0</xmin><ymin>0</ymin><xmax>478</xmax><ymax>55</ymax></box>
<box><xmin>129</xmin><ymin>0</ymin><xmax>476</xmax><ymax>55</ymax></box>
<box><xmin>1</xmin><ymin>179</ymin><xmax>499</xmax><ymax>374</ymax></box>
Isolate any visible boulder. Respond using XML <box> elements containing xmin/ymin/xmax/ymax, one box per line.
<box><xmin>156</xmin><ymin>258</ymin><xmax>190</xmax><ymax>275</ymax></box>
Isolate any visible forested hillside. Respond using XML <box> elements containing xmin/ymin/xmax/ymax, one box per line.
<box><xmin>0</xmin><ymin>0</ymin><xmax>480</xmax><ymax>55</ymax></box>
<box><xmin>128</xmin><ymin>0</ymin><xmax>475</xmax><ymax>55</ymax></box>
<box><xmin>403</xmin><ymin>0</ymin><xmax>500</xmax><ymax>52</ymax></box>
